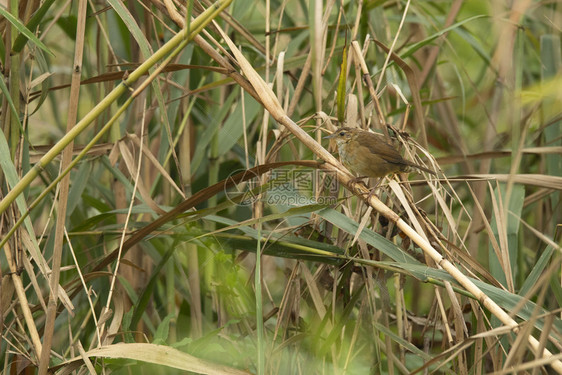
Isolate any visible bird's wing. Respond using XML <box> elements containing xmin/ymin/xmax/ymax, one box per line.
<box><xmin>356</xmin><ymin>133</ymin><xmax>405</xmax><ymax>165</ymax></box>
<box><xmin>356</xmin><ymin>132</ymin><xmax>436</xmax><ymax>175</ymax></box>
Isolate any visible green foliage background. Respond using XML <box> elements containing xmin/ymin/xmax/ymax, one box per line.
<box><xmin>0</xmin><ymin>0</ymin><xmax>561</xmax><ymax>374</ymax></box>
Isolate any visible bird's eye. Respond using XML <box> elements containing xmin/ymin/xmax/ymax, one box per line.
<box><xmin>339</xmin><ymin>132</ymin><xmax>345</xmax><ymax>136</ymax></box>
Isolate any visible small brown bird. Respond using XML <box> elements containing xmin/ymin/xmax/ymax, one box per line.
<box><xmin>325</xmin><ymin>127</ymin><xmax>436</xmax><ymax>178</ymax></box>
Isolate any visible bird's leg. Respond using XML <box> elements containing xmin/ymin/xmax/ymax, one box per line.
<box><xmin>363</xmin><ymin>178</ymin><xmax>384</xmax><ymax>201</ymax></box>
<box><xmin>349</xmin><ymin>176</ymin><xmax>369</xmax><ymax>185</ymax></box>
<box><xmin>349</xmin><ymin>178</ymin><xmax>384</xmax><ymax>200</ymax></box>
<box><xmin>347</xmin><ymin>176</ymin><xmax>385</xmax><ymax>200</ymax></box>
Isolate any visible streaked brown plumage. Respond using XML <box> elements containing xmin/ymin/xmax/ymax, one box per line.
<box><xmin>325</xmin><ymin>127</ymin><xmax>435</xmax><ymax>178</ymax></box>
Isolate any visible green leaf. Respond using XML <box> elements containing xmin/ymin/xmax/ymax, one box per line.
<box><xmin>131</xmin><ymin>245</ymin><xmax>176</xmax><ymax>329</ymax></box>
<box><xmin>67</xmin><ymin>161</ymin><xmax>92</xmax><ymax>218</ymax></box>
<box><xmin>336</xmin><ymin>44</ymin><xmax>348</xmax><ymax>123</ymax></box>
<box><xmin>56</xmin><ymin>15</ymin><xmax>78</xmax><ymax>40</ymax></box>
<box><xmin>12</xmin><ymin>0</ymin><xmax>56</xmax><ymax>52</ymax></box>
<box><xmin>0</xmin><ymin>73</ymin><xmax>22</xmax><ymax>131</ymax></box>
<box><xmin>316</xmin><ymin>207</ymin><xmax>420</xmax><ymax>264</ymax></box>
<box><xmin>519</xmin><ymin>245</ymin><xmax>555</xmax><ymax>296</ymax></box>
<box><xmin>153</xmin><ymin>314</ymin><xmax>175</xmax><ymax>345</ymax></box>
<box><xmin>401</xmin><ymin>15</ymin><xmax>486</xmax><ymax>59</ymax></box>
<box><xmin>0</xmin><ymin>5</ymin><xmax>54</xmax><ymax>56</ymax></box>
<box><xmin>191</xmin><ymin>90</ymin><xmax>238</xmax><ymax>173</ymax></box>
<box><xmin>488</xmin><ymin>183</ymin><xmax>524</xmax><ymax>288</ymax></box>
<box><xmin>217</xmin><ymin>91</ymin><xmax>261</xmax><ymax>156</ymax></box>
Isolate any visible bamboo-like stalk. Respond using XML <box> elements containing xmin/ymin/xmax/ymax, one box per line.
<box><xmin>0</xmin><ymin>0</ymin><xmax>233</xmax><ymax>218</ymax></box>
<box><xmin>37</xmin><ymin>1</ymin><xmax>88</xmax><ymax>373</ymax></box>
<box><xmin>218</xmin><ymin>28</ymin><xmax>562</xmax><ymax>374</ymax></box>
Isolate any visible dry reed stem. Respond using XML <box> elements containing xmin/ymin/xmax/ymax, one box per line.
<box><xmin>3</xmin><ymin>242</ymin><xmax>42</xmax><ymax>358</ymax></box>
<box><xmin>37</xmin><ymin>1</ymin><xmax>88</xmax><ymax>373</ymax></box>
<box><xmin>103</xmin><ymin>97</ymin><xmax>147</xmax><ymax>347</ymax></box>
<box><xmin>350</xmin><ymin>41</ymin><xmax>386</xmax><ymax>131</ymax></box>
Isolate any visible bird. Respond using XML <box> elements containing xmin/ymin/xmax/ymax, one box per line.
<box><xmin>325</xmin><ymin>127</ymin><xmax>436</xmax><ymax>179</ymax></box>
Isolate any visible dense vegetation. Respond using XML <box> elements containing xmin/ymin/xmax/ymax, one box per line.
<box><xmin>1</xmin><ymin>0</ymin><xmax>561</xmax><ymax>373</ymax></box>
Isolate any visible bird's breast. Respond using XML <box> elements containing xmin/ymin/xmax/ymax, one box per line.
<box><xmin>338</xmin><ymin>142</ymin><xmax>371</xmax><ymax>176</ymax></box>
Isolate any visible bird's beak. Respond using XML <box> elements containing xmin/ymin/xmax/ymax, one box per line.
<box><xmin>324</xmin><ymin>133</ymin><xmax>336</xmax><ymax>139</ymax></box>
